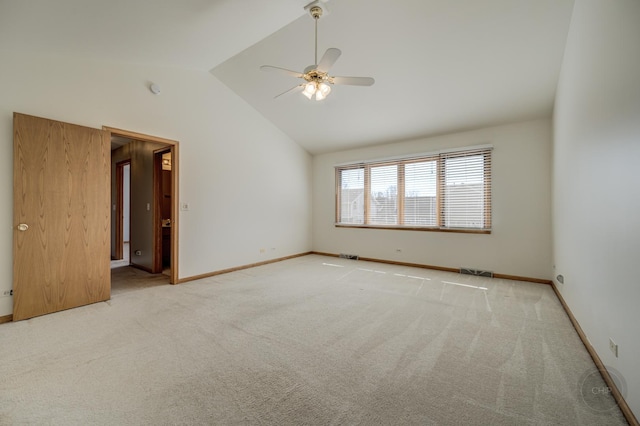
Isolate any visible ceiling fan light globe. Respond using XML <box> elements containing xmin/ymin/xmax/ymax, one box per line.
<box><xmin>314</xmin><ymin>82</ymin><xmax>331</xmax><ymax>100</ymax></box>
<box><xmin>318</xmin><ymin>82</ymin><xmax>331</xmax><ymax>96</ymax></box>
<box><xmin>304</xmin><ymin>82</ymin><xmax>316</xmax><ymax>93</ymax></box>
<box><xmin>303</xmin><ymin>82</ymin><xmax>317</xmax><ymax>99</ymax></box>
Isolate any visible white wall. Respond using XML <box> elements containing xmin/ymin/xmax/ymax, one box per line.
<box><xmin>313</xmin><ymin>119</ymin><xmax>552</xmax><ymax>280</ymax></box>
<box><xmin>553</xmin><ymin>0</ymin><xmax>640</xmax><ymax>417</ymax></box>
<box><xmin>0</xmin><ymin>52</ymin><xmax>312</xmax><ymax>317</ymax></box>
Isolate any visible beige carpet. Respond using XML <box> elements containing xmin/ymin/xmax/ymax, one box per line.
<box><xmin>0</xmin><ymin>255</ymin><xmax>628</xmax><ymax>425</ymax></box>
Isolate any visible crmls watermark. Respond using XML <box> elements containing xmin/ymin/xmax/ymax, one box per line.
<box><xmin>579</xmin><ymin>366</ymin><xmax>627</xmax><ymax>413</ymax></box>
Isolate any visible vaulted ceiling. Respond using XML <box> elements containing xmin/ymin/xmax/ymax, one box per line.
<box><xmin>1</xmin><ymin>0</ymin><xmax>575</xmax><ymax>154</ymax></box>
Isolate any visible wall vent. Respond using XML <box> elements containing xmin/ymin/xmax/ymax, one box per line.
<box><xmin>339</xmin><ymin>253</ymin><xmax>359</xmax><ymax>260</ymax></box>
<box><xmin>460</xmin><ymin>267</ymin><xmax>493</xmax><ymax>278</ymax></box>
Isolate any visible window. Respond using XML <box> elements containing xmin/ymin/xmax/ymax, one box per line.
<box><xmin>335</xmin><ymin>146</ymin><xmax>492</xmax><ymax>232</ymax></box>
<box><xmin>338</xmin><ymin>167</ymin><xmax>365</xmax><ymax>224</ymax></box>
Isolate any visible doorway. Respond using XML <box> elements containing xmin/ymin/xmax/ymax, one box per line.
<box><xmin>106</xmin><ymin>126</ymin><xmax>179</xmax><ymax>285</ymax></box>
<box><xmin>11</xmin><ymin>113</ymin><xmax>179</xmax><ymax>322</ymax></box>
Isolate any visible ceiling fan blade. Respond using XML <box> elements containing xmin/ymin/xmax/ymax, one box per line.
<box><xmin>316</xmin><ymin>48</ymin><xmax>342</xmax><ymax>73</ymax></box>
<box><xmin>332</xmin><ymin>76</ymin><xmax>375</xmax><ymax>86</ymax></box>
<box><xmin>274</xmin><ymin>84</ymin><xmax>304</xmax><ymax>99</ymax></box>
<box><xmin>260</xmin><ymin>65</ymin><xmax>304</xmax><ymax>78</ymax></box>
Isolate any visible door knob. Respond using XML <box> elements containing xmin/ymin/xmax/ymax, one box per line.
<box><xmin>17</xmin><ymin>224</ymin><xmax>29</xmax><ymax>231</ymax></box>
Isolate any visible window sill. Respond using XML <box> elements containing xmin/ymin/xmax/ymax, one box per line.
<box><xmin>334</xmin><ymin>224</ymin><xmax>491</xmax><ymax>234</ymax></box>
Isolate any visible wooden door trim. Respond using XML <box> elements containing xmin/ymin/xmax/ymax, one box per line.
<box><xmin>169</xmin><ymin>144</ymin><xmax>179</xmax><ymax>285</ymax></box>
<box><xmin>103</xmin><ymin>126</ymin><xmax>178</xmax><ymax>145</ymax></box>
<box><xmin>115</xmin><ymin>162</ymin><xmax>122</xmax><ymax>260</ymax></box>
<box><xmin>152</xmin><ymin>148</ymin><xmax>166</xmax><ymax>274</ymax></box>
<box><xmin>104</xmin><ymin>126</ymin><xmax>179</xmax><ymax>285</ymax></box>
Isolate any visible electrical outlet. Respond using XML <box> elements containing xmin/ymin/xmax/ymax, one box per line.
<box><xmin>180</xmin><ymin>202</ymin><xmax>190</xmax><ymax>211</ymax></box>
<box><xmin>2</xmin><ymin>290</ymin><xmax>12</xmax><ymax>296</ymax></box>
<box><xmin>609</xmin><ymin>338</ymin><xmax>618</xmax><ymax>358</ymax></box>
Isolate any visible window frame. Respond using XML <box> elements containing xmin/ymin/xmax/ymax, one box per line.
<box><xmin>335</xmin><ymin>146</ymin><xmax>492</xmax><ymax>234</ymax></box>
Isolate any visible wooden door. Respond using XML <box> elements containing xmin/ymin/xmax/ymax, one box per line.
<box><xmin>13</xmin><ymin>113</ymin><xmax>111</xmax><ymax>321</ymax></box>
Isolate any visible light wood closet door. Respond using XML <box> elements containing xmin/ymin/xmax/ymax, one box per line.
<box><xmin>13</xmin><ymin>113</ymin><xmax>111</xmax><ymax>321</ymax></box>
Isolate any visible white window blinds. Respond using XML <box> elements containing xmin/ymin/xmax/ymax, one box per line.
<box><xmin>441</xmin><ymin>148</ymin><xmax>492</xmax><ymax>229</ymax></box>
<box><xmin>336</xmin><ymin>146</ymin><xmax>492</xmax><ymax>231</ymax></box>
<box><xmin>404</xmin><ymin>160</ymin><xmax>437</xmax><ymax>226</ymax></box>
<box><xmin>369</xmin><ymin>164</ymin><xmax>398</xmax><ymax>225</ymax></box>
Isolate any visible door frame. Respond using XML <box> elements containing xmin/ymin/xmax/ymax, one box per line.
<box><xmin>104</xmin><ymin>126</ymin><xmax>179</xmax><ymax>285</ymax></box>
<box><xmin>153</xmin><ymin>147</ymin><xmax>172</xmax><ymax>274</ymax></box>
<box><xmin>114</xmin><ymin>160</ymin><xmax>131</xmax><ymax>261</ymax></box>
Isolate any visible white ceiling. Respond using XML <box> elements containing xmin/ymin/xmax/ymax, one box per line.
<box><xmin>1</xmin><ymin>0</ymin><xmax>575</xmax><ymax>154</ymax></box>
<box><xmin>0</xmin><ymin>0</ymin><xmax>310</xmax><ymax>69</ymax></box>
<box><xmin>213</xmin><ymin>0</ymin><xmax>575</xmax><ymax>153</ymax></box>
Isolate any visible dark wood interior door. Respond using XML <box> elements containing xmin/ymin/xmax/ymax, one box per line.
<box><xmin>13</xmin><ymin>113</ymin><xmax>111</xmax><ymax>321</ymax></box>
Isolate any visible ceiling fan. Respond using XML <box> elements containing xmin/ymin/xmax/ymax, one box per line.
<box><xmin>260</xmin><ymin>1</ymin><xmax>375</xmax><ymax>101</ymax></box>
